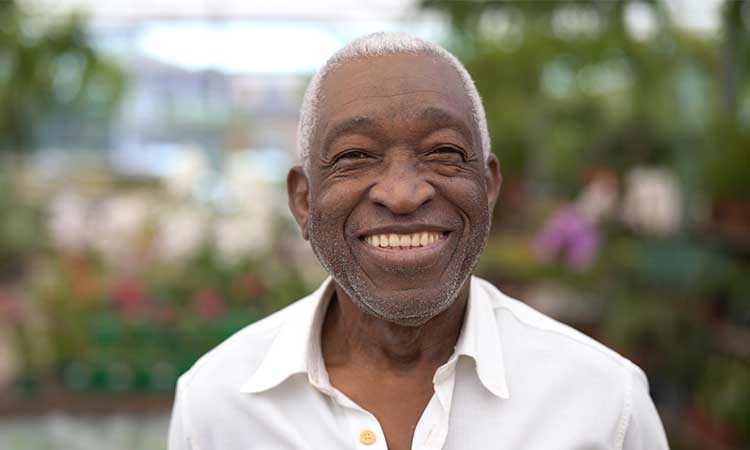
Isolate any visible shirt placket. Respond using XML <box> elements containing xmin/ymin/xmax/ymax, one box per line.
<box><xmin>333</xmin><ymin>391</ymin><xmax>389</xmax><ymax>450</ymax></box>
<box><xmin>412</xmin><ymin>356</ymin><xmax>458</xmax><ymax>450</ymax></box>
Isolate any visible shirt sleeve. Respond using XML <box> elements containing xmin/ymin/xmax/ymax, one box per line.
<box><xmin>168</xmin><ymin>376</ymin><xmax>195</xmax><ymax>450</ymax></box>
<box><xmin>621</xmin><ymin>367</ymin><xmax>670</xmax><ymax>450</ymax></box>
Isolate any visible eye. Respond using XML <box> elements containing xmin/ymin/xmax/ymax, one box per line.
<box><xmin>333</xmin><ymin>149</ymin><xmax>372</xmax><ymax>163</ymax></box>
<box><xmin>428</xmin><ymin>145</ymin><xmax>466</xmax><ymax>160</ymax></box>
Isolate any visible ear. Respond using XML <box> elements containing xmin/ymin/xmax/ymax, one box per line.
<box><xmin>484</xmin><ymin>154</ymin><xmax>502</xmax><ymax>212</ymax></box>
<box><xmin>287</xmin><ymin>165</ymin><xmax>311</xmax><ymax>240</ymax></box>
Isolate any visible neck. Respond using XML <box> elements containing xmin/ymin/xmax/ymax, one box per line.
<box><xmin>321</xmin><ymin>281</ymin><xmax>469</xmax><ymax>373</ymax></box>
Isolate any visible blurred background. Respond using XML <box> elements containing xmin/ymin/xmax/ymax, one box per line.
<box><xmin>0</xmin><ymin>0</ymin><xmax>748</xmax><ymax>449</ymax></box>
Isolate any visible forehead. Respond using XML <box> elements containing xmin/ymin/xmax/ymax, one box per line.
<box><xmin>315</xmin><ymin>53</ymin><xmax>475</xmax><ymax>143</ymax></box>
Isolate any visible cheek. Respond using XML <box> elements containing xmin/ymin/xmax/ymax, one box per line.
<box><xmin>308</xmin><ymin>183</ymin><xmax>364</xmax><ymax>237</ymax></box>
<box><xmin>316</xmin><ymin>176</ymin><xmax>369</xmax><ymax>207</ymax></box>
<box><xmin>315</xmin><ymin>187</ymin><xmax>356</xmax><ymax>220</ymax></box>
<box><xmin>449</xmin><ymin>180</ymin><xmax>491</xmax><ymax>275</ymax></box>
<box><xmin>307</xmin><ymin>184</ymin><xmax>366</xmax><ymax>280</ymax></box>
<box><xmin>443</xmin><ymin>178</ymin><xmax>490</xmax><ymax>225</ymax></box>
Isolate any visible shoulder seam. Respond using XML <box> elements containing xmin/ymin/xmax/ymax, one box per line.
<box><xmin>503</xmin><ymin>306</ymin><xmax>633</xmax><ymax>368</ymax></box>
<box><xmin>614</xmin><ymin>367</ymin><xmax>635</xmax><ymax>450</ymax></box>
<box><xmin>483</xmin><ymin>282</ymin><xmax>634</xmax><ymax>371</ymax></box>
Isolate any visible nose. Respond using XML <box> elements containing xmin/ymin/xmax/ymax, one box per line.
<box><xmin>368</xmin><ymin>158</ymin><xmax>435</xmax><ymax>215</ymax></box>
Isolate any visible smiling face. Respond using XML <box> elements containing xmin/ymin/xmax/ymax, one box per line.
<box><xmin>288</xmin><ymin>53</ymin><xmax>501</xmax><ymax>326</ymax></box>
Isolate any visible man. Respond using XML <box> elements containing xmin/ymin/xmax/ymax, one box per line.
<box><xmin>168</xmin><ymin>32</ymin><xmax>669</xmax><ymax>450</ymax></box>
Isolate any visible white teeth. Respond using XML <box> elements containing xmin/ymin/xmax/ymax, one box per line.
<box><xmin>364</xmin><ymin>231</ymin><xmax>443</xmax><ymax>248</ymax></box>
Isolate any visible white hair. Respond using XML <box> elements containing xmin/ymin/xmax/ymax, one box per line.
<box><xmin>297</xmin><ymin>31</ymin><xmax>491</xmax><ymax>171</ymax></box>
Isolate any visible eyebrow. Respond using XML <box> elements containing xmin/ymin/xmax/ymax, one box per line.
<box><xmin>322</xmin><ymin>115</ymin><xmax>376</xmax><ymax>153</ymax></box>
<box><xmin>417</xmin><ymin>106</ymin><xmax>475</xmax><ymax>145</ymax></box>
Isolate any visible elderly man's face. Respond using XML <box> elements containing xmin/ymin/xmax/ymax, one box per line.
<box><xmin>289</xmin><ymin>53</ymin><xmax>501</xmax><ymax>326</ymax></box>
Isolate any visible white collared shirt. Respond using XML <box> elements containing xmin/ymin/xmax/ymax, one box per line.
<box><xmin>168</xmin><ymin>276</ymin><xmax>669</xmax><ymax>450</ymax></box>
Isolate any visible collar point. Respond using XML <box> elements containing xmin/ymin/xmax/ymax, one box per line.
<box><xmin>485</xmin><ymin>381</ymin><xmax>510</xmax><ymax>400</ymax></box>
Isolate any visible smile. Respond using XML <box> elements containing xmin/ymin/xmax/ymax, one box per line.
<box><xmin>361</xmin><ymin>231</ymin><xmax>447</xmax><ymax>249</ymax></box>
<box><xmin>354</xmin><ymin>227</ymin><xmax>454</xmax><ymax>271</ymax></box>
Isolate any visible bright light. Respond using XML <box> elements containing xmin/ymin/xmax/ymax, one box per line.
<box><xmin>136</xmin><ymin>21</ymin><xmax>344</xmax><ymax>74</ymax></box>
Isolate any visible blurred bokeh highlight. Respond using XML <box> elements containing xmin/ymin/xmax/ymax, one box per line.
<box><xmin>0</xmin><ymin>1</ymin><xmax>748</xmax><ymax>449</ymax></box>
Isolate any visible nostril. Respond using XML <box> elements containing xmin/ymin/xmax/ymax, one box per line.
<box><xmin>368</xmin><ymin>180</ymin><xmax>436</xmax><ymax>215</ymax></box>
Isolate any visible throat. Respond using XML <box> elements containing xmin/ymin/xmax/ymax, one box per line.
<box><xmin>321</xmin><ymin>286</ymin><xmax>467</xmax><ymax>372</ymax></box>
<box><xmin>349</xmin><ymin>328</ymin><xmax>434</xmax><ymax>371</ymax></box>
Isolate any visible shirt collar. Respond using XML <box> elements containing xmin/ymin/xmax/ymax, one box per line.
<box><xmin>452</xmin><ymin>276</ymin><xmax>510</xmax><ymax>399</ymax></box>
<box><xmin>240</xmin><ymin>277</ymin><xmax>336</xmax><ymax>394</ymax></box>
<box><xmin>240</xmin><ymin>276</ymin><xmax>509</xmax><ymax>400</ymax></box>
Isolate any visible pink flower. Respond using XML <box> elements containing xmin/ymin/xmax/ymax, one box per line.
<box><xmin>535</xmin><ymin>206</ymin><xmax>600</xmax><ymax>271</ymax></box>
<box><xmin>0</xmin><ymin>290</ymin><xmax>23</xmax><ymax>324</ymax></box>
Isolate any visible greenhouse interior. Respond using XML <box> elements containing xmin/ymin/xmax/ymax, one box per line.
<box><xmin>0</xmin><ymin>1</ymin><xmax>748</xmax><ymax>449</ymax></box>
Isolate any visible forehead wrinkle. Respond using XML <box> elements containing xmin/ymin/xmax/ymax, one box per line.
<box><xmin>321</xmin><ymin>68</ymin><xmax>467</xmax><ymax>106</ymax></box>
<box><xmin>334</xmin><ymin>89</ymin><xmax>456</xmax><ymax>108</ymax></box>
<box><xmin>320</xmin><ymin>90</ymin><xmax>472</xmax><ymax>139</ymax></box>
<box><xmin>321</xmin><ymin>60</ymin><xmax>468</xmax><ymax>110</ymax></box>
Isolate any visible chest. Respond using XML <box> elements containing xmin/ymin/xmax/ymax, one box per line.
<box><xmin>350</xmin><ymin>386</ymin><xmax>433</xmax><ymax>450</ymax></box>
<box><xmin>328</xmin><ymin>368</ymin><xmax>435</xmax><ymax>450</ymax></box>
<box><xmin>191</xmin><ymin>362</ymin><xmax>622</xmax><ymax>450</ymax></box>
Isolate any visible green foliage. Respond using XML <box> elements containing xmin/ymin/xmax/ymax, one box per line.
<box><xmin>696</xmin><ymin>355</ymin><xmax>750</xmax><ymax>439</ymax></box>
<box><xmin>0</xmin><ymin>171</ymin><xmax>47</xmax><ymax>279</ymax></box>
<box><xmin>19</xmin><ymin>240</ymin><xmax>310</xmax><ymax>392</ymax></box>
<box><xmin>702</xmin><ymin>125</ymin><xmax>750</xmax><ymax>201</ymax></box>
<box><xmin>0</xmin><ymin>0</ymin><xmax>125</xmax><ymax>153</ymax></box>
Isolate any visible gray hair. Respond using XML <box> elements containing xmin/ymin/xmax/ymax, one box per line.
<box><xmin>297</xmin><ymin>31</ymin><xmax>491</xmax><ymax>171</ymax></box>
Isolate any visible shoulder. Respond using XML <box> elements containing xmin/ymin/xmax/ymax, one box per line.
<box><xmin>476</xmin><ymin>277</ymin><xmax>643</xmax><ymax>372</ymax></box>
<box><xmin>168</xmin><ymin>292</ymin><xmax>323</xmax><ymax>448</ymax></box>
<box><xmin>474</xmin><ymin>276</ymin><xmax>648</xmax><ymax>403</ymax></box>
<box><xmin>472</xmin><ymin>277</ymin><xmax>660</xmax><ymax>449</ymax></box>
<box><xmin>177</xmin><ymin>295</ymin><xmax>315</xmax><ymax>397</ymax></box>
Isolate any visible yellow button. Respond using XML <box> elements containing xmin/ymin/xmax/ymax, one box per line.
<box><xmin>359</xmin><ymin>429</ymin><xmax>376</xmax><ymax>445</ymax></box>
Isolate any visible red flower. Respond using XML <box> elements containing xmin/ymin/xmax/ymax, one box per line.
<box><xmin>233</xmin><ymin>274</ymin><xmax>264</xmax><ymax>299</ymax></box>
<box><xmin>191</xmin><ymin>288</ymin><xmax>226</xmax><ymax>320</ymax></box>
<box><xmin>113</xmin><ymin>276</ymin><xmax>148</xmax><ymax>318</ymax></box>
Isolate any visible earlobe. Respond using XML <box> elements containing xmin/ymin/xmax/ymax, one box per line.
<box><xmin>287</xmin><ymin>166</ymin><xmax>311</xmax><ymax>240</ymax></box>
<box><xmin>485</xmin><ymin>154</ymin><xmax>502</xmax><ymax>211</ymax></box>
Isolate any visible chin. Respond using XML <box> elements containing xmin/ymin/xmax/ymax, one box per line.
<box><xmin>337</xmin><ymin>268</ymin><xmax>470</xmax><ymax>327</ymax></box>
<box><xmin>308</xmin><ymin>213</ymin><xmax>489</xmax><ymax>326</ymax></box>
